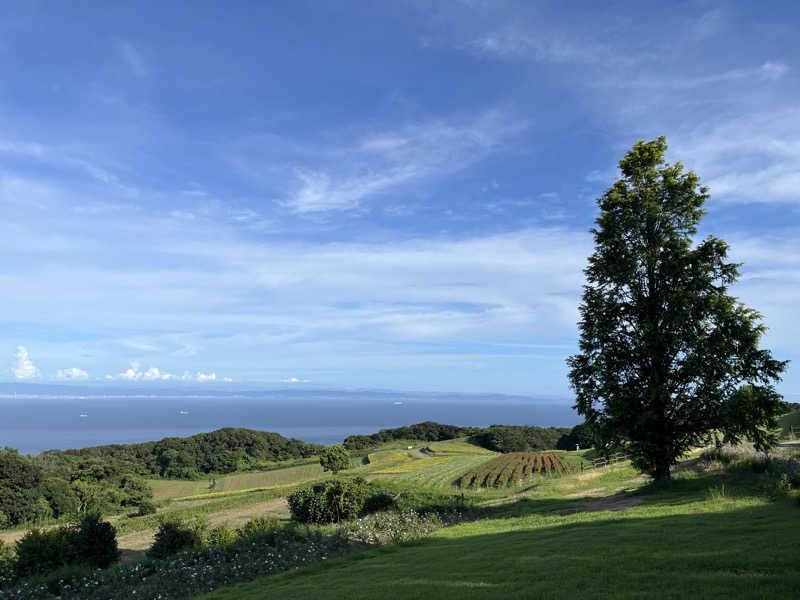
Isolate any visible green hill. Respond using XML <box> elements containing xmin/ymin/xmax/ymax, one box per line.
<box><xmin>199</xmin><ymin>455</ymin><xmax>800</xmax><ymax>600</ymax></box>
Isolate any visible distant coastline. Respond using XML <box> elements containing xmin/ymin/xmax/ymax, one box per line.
<box><xmin>0</xmin><ymin>384</ymin><xmax>579</xmax><ymax>455</ymax></box>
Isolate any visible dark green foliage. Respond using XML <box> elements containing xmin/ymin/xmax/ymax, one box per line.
<box><xmin>136</xmin><ymin>499</ymin><xmax>157</xmax><ymax>516</ymax></box>
<box><xmin>469</xmin><ymin>425</ymin><xmax>570</xmax><ymax>453</ymax></box>
<box><xmin>38</xmin><ymin>427</ymin><xmax>323</xmax><ymax>479</ymax></box>
<box><xmin>0</xmin><ymin>447</ymin><xmax>44</xmax><ymax>526</ymax></box>
<box><xmin>13</xmin><ymin>512</ymin><xmax>119</xmax><ymax>578</ymax></box>
<box><xmin>207</xmin><ymin>524</ymin><xmax>237</xmax><ymax>546</ymax></box>
<box><xmin>567</xmin><ymin>137</ymin><xmax>788</xmax><ymax>480</ymax></box>
<box><xmin>344</xmin><ymin>422</ymin><xmax>479</xmax><ymax>450</ymax></box>
<box><xmin>236</xmin><ymin>516</ymin><xmax>281</xmax><ymax>541</ymax></box>
<box><xmin>147</xmin><ymin>516</ymin><xmax>206</xmax><ymax>559</ymax></box>
<box><xmin>362</xmin><ymin>492</ymin><xmax>396</xmax><ymax>514</ymax></box>
<box><xmin>556</xmin><ymin>423</ymin><xmax>595</xmax><ymax>451</ymax></box>
<box><xmin>73</xmin><ymin>512</ymin><xmax>120</xmax><ymax>569</ymax></box>
<box><xmin>0</xmin><ymin>540</ymin><xmax>13</xmax><ymax>587</ymax></box>
<box><xmin>319</xmin><ymin>444</ymin><xmax>350</xmax><ymax>474</ymax></box>
<box><xmin>39</xmin><ymin>477</ymin><xmax>78</xmax><ymax>518</ymax></box>
<box><xmin>287</xmin><ymin>478</ymin><xmax>369</xmax><ymax>524</ymax></box>
<box><xmin>14</xmin><ymin>528</ymin><xmax>76</xmax><ymax>579</ymax></box>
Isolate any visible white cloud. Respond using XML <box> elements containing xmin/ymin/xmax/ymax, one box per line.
<box><xmin>112</xmin><ymin>365</ymin><xmax>227</xmax><ymax>382</ymax></box>
<box><xmin>668</xmin><ymin>107</ymin><xmax>800</xmax><ymax>204</ymax></box>
<box><xmin>284</xmin><ymin>110</ymin><xmax>528</xmax><ymax>213</ymax></box>
<box><xmin>281</xmin><ymin>377</ymin><xmax>310</xmax><ymax>383</ymax></box>
<box><xmin>142</xmin><ymin>367</ymin><xmax>172</xmax><ymax>381</ymax></box>
<box><xmin>56</xmin><ymin>367</ymin><xmax>89</xmax><ymax>380</ymax></box>
<box><xmin>12</xmin><ymin>346</ymin><xmax>40</xmax><ymax>380</ymax></box>
<box><xmin>118</xmin><ymin>367</ymin><xmax>141</xmax><ymax>381</ymax></box>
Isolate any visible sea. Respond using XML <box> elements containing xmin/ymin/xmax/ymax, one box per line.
<box><xmin>0</xmin><ymin>384</ymin><xmax>580</xmax><ymax>455</ymax></box>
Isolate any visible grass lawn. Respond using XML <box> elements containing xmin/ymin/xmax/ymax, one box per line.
<box><xmin>197</xmin><ymin>460</ymin><xmax>800</xmax><ymax>600</ymax></box>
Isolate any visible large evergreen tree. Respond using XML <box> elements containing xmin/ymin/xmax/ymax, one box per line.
<box><xmin>567</xmin><ymin>137</ymin><xmax>787</xmax><ymax>480</ymax></box>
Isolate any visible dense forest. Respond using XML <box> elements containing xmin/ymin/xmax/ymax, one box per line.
<box><xmin>343</xmin><ymin>422</ymin><xmax>480</xmax><ymax>450</ymax></box>
<box><xmin>0</xmin><ymin>428</ymin><xmax>322</xmax><ymax>528</ymax></box>
<box><xmin>343</xmin><ymin>421</ymin><xmax>583</xmax><ymax>453</ymax></box>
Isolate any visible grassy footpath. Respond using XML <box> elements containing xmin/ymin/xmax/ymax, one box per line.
<box><xmin>197</xmin><ymin>461</ymin><xmax>800</xmax><ymax>600</ymax></box>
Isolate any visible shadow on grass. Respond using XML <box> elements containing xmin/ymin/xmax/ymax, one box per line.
<box><xmin>200</xmin><ymin>498</ymin><xmax>800</xmax><ymax>600</ymax></box>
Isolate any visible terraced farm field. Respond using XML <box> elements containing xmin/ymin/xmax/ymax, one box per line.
<box><xmin>149</xmin><ymin>479</ymin><xmax>204</xmax><ymax>501</ymax></box>
<box><xmin>366</xmin><ymin>450</ymin><xmax>414</xmax><ymax>465</ymax></box>
<box><xmin>148</xmin><ymin>463</ymin><xmax>326</xmax><ymax>501</ymax></box>
<box><xmin>393</xmin><ymin>453</ymin><xmax>499</xmax><ymax>487</ymax></box>
<box><xmin>457</xmin><ymin>452</ymin><xmax>570</xmax><ymax>489</ymax></box>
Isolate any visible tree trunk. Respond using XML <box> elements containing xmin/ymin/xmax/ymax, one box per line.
<box><xmin>653</xmin><ymin>462</ymin><xmax>671</xmax><ymax>481</ymax></box>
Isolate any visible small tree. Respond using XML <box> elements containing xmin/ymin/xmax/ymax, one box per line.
<box><xmin>319</xmin><ymin>445</ymin><xmax>350</xmax><ymax>474</ymax></box>
<box><xmin>567</xmin><ymin>137</ymin><xmax>787</xmax><ymax>480</ymax></box>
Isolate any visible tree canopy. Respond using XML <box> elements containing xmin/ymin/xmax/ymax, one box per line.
<box><xmin>567</xmin><ymin>137</ymin><xmax>787</xmax><ymax>480</ymax></box>
<box><xmin>319</xmin><ymin>445</ymin><xmax>350</xmax><ymax>474</ymax></box>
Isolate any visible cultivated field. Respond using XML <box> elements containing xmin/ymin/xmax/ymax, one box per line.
<box><xmin>456</xmin><ymin>452</ymin><xmax>570</xmax><ymax>489</ymax></box>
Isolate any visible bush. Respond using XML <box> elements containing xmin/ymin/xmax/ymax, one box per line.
<box><xmin>137</xmin><ymin>499</ymin><xmax>157</xmax><ymax>516</ymax></box>
<box><xmin>363</xmin><ymin>492</ymin><xmax>395</xmax><ymax>514</ymax></box>
<box><xmin>237</xmin><ymin>516</ymin><xmax>280</xmax><ymax>541</ymax></box>
<box><xmin>0</xmin><ymin>540</ymin><xmax>15</xmax><ymax>587</ymax></box>
<box><xmin>12</xmin><ymin>512</ymin><xmax>120</xmax><ymax>579</ymax></box>
<box><xmin>14</xmin><ymin>527</ymin><xmax>78</xmax><ymax>579</ymax></box>
<box><xmin>319</xmin><ymin>445</ymin><xmax>351</xmax><ymax>474</ymax></box>
<box><xmin>74</xmin><ymin>512</ymin><xmax>119</xmax><ymax>569</ymax></box>
<box><xmin>207</xmin><ymin>524</ymin><xmax>237</xmax><ymax>546</ymax></box>
<box><xmin>147</xmin><ymin>516</ymin><xmax>205</xmax><ymax>559</ymax></box>
<box><xmin>288</xmin><ymin>478</ymin><xmax>369</xmax><ymax>524</ymax></box>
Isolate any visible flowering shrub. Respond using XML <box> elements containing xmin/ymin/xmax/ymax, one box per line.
<box><xmin>345</xmin><ymin>508</ymin><xmax>468</xmax><ymax>545</ymax></box>
<box><xmin>0</xmin><ymin>530</ymin><xmax>350</xmax><ymax>600</ymax></box>
<box><xmin>700</xmin><ymin>447</ymin><xmax>800</xmax><ymax>487</ymax></box>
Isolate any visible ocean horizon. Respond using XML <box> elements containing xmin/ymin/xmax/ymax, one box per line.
<box><xmin>0</xmin><ymin>385</ymin><xmax>580</xmax><ymax>455</ymax></box>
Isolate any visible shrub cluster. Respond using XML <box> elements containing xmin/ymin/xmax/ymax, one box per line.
<box><xmin>0</xmin><ymin>528</ymin><xmax>350</xmax><ymax>600</ymax></box>
<box><xmin>287</xmin><ymin>478</ymin><xmax>371</xmax><ymax>524</ymax></box>
<box><xmin>147</xmin><ymin>515</ymin><xmax>285</xmax><ymax>560</ymax></box>
<box><xmin>11</xmin><ymin>513</ymin><xmax>119</xmax><ymax>580</ymax></box>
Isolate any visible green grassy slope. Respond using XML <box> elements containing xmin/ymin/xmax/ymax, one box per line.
<box><xmin>778</xmin><ymin>410</ymin><xmax>800</xmax><ymax>437</ymax></box>
<box><xmin>198</xmin><ymin>462</ymin><xmax>800</xmax><ymax>600</ymax></box>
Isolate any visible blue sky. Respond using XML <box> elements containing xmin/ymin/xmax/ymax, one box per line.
<box><xmin>1</xmin><ymin>1</ymin><xmax>798</xmax><ymax>398</ymax></box>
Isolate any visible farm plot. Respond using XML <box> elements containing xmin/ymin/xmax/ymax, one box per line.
<box><xmin>150</xmin><ymin>463</ymin><xmax>326</xmax><ymax>501</ymax></box>
<box><xmin>394</xmin><ymin>453</ymin><xmax>499</xmax><ymax>488</ymax></box>
<box><xmin>456</xmin><ymin>452</ymin><xmax>570</xmax><ymax>489</ymax></box>
<box><xmin>366</xmin><ymin>450</ymin><xmax>416</xmax><ymax>465</ymax></box>
<box><xmin>213</xmin><ymin>464</ymin><xmax>324</xmax><ymax>492</ymax></box>
<box><xmin>149</xmin><ymin>479</ymin><xmax>204</xmax><ymax>501</ymax></box>
<box><xmin>372</xmin><ymin>456</ymin><xmax>455</xmax><ymax>474</ymax></box>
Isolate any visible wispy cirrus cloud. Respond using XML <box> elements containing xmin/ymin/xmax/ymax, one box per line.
<box><xmin>283</xmin><ymin>109</ymin><xmax>529</xmax><ymax>213</ymax></box>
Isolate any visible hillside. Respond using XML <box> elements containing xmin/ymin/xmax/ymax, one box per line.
<box><xmin>198</xmin><ymin>450</ymin><xmax>800</xmax><ymax>600</ymax></box>
<box><xmin>5</xmin><ymin>433</ymin><xmax>800</xmax><ymax>599</ymax></box>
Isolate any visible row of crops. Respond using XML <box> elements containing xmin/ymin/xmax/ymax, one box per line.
<box><xmin>456</xmin><ymin>452</ymin><xmax>570</xmax><ymax>489</ymax></box>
